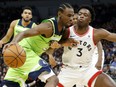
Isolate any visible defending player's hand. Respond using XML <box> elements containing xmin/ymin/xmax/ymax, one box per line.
<box><xmin>62</xmin><ymin>38</ymin><xmax>79</xmax><ymax>47</ymax></box>
<box><xmin>50</xmin><ymin>41</ymin><xmax>61</xmax><ymax>49</ymax></box>
<box><xmin>95</xmin><ymin>61</ymin><xmax>102</xmax><ymax>70</ymax></box>
<box><xmin>48</xmin><ymin>54</ymin><xmax>57</xmax><ymax>68</ymax></box>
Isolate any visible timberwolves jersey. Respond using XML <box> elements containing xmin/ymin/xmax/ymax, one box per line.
<box><xmin>14</xmin><ymin>19</ymin><xmax>36</xmax><ymax>36</ymax></box>
<box><xmin>62</xmin><ymin>26</ymin><xmax>96</xmax><ymax>67</ymax></box>
<box><xmin>19</xmin><ymin>17</ymin><xmax>63</xmax><ymax>56</ymax></box>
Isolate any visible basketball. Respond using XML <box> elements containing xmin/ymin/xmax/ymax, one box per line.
<box><xmin>3</xmin><ymin>44</ymin><xmax>26</xmax><ymax>68</ymax></box>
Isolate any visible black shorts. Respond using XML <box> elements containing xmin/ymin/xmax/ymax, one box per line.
<box><xmin>1</xmin><ymin>80</ymin><xmax>20</xmax><ymax>87</ymax></box>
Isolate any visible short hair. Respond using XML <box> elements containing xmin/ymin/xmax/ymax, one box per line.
<box><xmin>77</xmin><ymin>5</ymin><xmax>95</xmax><ymax>22</ymax></box>
<box><xmin>22</xmin><ymin>6</ymin><xmax>32</xmax><ymax>12</ymax></box>
<box><xmin>58</xmin><ymin>3</ymin><xmax>73</xmax><ymax>13</ymax></box>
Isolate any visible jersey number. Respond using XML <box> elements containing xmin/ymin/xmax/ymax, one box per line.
<box><xmin>76</xmin><ymin>48</ymin><xmax>83</xmax><ymax>57</ymax></box>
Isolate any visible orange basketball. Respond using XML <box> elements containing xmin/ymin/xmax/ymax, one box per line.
<box><xmin>3</xmin><ymin>44</ymin><xmax>26</xmax><ymax>68</ymax></box>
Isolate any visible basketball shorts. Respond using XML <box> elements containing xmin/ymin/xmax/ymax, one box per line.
<box><xmin>58</xmin><ymin>65</ymin><xmax>102</xmax><ymax>87</ymax></box>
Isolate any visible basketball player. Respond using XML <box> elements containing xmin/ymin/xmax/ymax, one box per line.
<box><xmin>0</xmin><ymin>6</ymin><xmax>57</xmax><ymax>86</ymax></box>
<box><xmin>0</xmin><ymin>6</ymin><xmax>36</xmax><ymax>86</ymax></box>
<box><xmin>57</xmin><ymin>5</ymin><xmax>116</xmax><ymax>87</ymax></box>
<box><xmin>72</xmin><ymin>12</ymin><xmax>78</xmax><ymax>25</ymax></box>
<box><xmin>1</xmin><ymin>3</ymin><xmax>74</xmax><ymax>87</ymax></box>
<box><xmin>0</xmin><ymin>6</ymin><xmax>36</xmax><ymax>48</ymax></box>
<box><xmin>72</xmin><ymin>11</ymin><xmax>104</xmax><ymax>70</ymax></box>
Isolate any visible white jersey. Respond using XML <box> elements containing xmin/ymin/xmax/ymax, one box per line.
<box><xmin>92</xmin><ymin>47</ymin><xmax>105</xmax><ymax>68</ymax></box>
<box><xmin>62</xmin><ymin>26</ymin><xmax>96</xmax><ymax>67</ymax></box>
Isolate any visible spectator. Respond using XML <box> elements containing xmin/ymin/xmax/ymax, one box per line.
<box><xmin>110</xmin><ymin>57</ymin><xmax>116</xmax><ymax>78</ymax></box>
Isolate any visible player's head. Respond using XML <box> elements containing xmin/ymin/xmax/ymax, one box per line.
<box><xmin>21</xmin><ymin>6</ymin><xmax>33</xmax><ymax>22</ymax></box>
<box><xmin>57</xmin><ymin>3</ymin><xmax>74</xmax><ymax>27</ymax></box>
<box><xmin>77</xmin><ymin>5</ymin><xmax>95</xmax><ymax>27</ymax></box>
<box><xmin>72</xmin><ymin>12</ymin><xmax>78</xmax><ymax>25</ymax></box>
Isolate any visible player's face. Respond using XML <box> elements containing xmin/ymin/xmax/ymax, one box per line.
<box><xmin>60</xmin><ymin>8</ymin><xmax>74</xmax><ymax>27</ymax></box>
<box><xmin>77</xmin><ymin>9</ymin><xmax>91</xmax><ymax>27</ymax></box>
<box><xmin>21</xmin><ymin>9</ymin><xmax>32</xmax><ymax>22</ymax></box>
<box><xmin>72</xmin><ymin>13</ymin><xmax>78</xmax><ymax>25</ymax></box>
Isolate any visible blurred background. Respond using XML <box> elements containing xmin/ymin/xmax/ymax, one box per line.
<box><xmin>0</xmin><ymin>0</ymin><xmax>116</xmax><ymax>85</ymax></box>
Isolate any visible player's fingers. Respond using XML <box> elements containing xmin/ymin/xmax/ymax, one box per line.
<box><xmin>2</xmin><ymin>44</ymin><xmax>8</xmax><ymax>54</ymax></box>
<box><xmin>2</xmin><ymin>43</ymin><xmax>15</xmax><ymax>53</ymax></box>
<box><xmin>0</xmin><ymin>44</ymin><xmax>2</xmax><ymax>48</ymax></box>
<box><xmin>69</xmin><ymin>38</ymin><xmax>79</xmax><ymax>46</ymax></box>
<box><xmin>15</xmin><ymin>43</ymin><xmax>21</xmax><ymax>47</ymax></box>
<box><xmin>71</xmin><ymin>43</ymin><xmax>78</xmax><ymax>47</ymax></box>
<box><xmin>50</xmin><ymin>41</ymin><xmax>61</xmax><ymax>49</ymax></box>
<box><xmin>49</xmin><ymin>54</ymin><xmax>56</xmax><ymax>67</ymax></box>
<box><xmin>0</xmin><ymin>41</ymin><xmax>3</xmax><ymax>48</ymax></box>
<box><xmin>96</xmin><ymin>65</ymin><xmax>102</xmax><ymax>70</ymax></box>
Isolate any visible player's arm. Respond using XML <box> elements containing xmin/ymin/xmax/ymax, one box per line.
<box><xmin>0</xmin><ymin>20</ymin><xmax>16</xmax><ymax>48</ymax></box>
<box><xmin>59</xmin><ymin>28</ymin><xmax>78</xmax><ymax>47</ymax></box>
<box><xmin>95</xmin><ymin>41</ymin><xmax>103</xmax><ymax>70</ymax></box>
<box><xmin>33</xmin><ymin>23</ymin><xmax>37</xmax><ymax>27</ymax></box>
<box><xmin>95</xmin><ymin>28</ymin><xmax>116</xmax><ymax>43</ymax></box>
<box><xmin>11</xmin><ymin>21</ymin><xmax>53</xmax><ymax>43</ymax></box>
<box><xmin>45</xmin><ymin>48</ymin><xmax>57</xmax><ymax>68</ymax></box>
<box><xmin>48</xmin><ymin>29</ymin><xmax>69</xmax><ymax>49</ymax></box>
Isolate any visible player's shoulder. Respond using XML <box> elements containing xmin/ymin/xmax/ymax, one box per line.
<box><xmin>11</xmin><ymin>19</ymin><xmax>20</xmax><ymax>25</ymax></box>
<box><xmin>42</xmin><ymin>17</ymin><xmax>56</xmax><ymax>24</ymax></box>
<box><xmin>94</xmin><ymin>28</ymin><xmax>108</xmax><ymax>33</ymax></box>
<box><xmin>33</xmin><ymin>22</ymin><xmax>37</xmax><ymax>26</ymax></box>
<box><xmin>9</xmin><ymin>19</ymin><xmax>19</xmax><ymax>27</ymax></box>
<box><xmin>94</xmin><ymin>28</ymin><xmax>111</xmax><ymax>38</ymax></box>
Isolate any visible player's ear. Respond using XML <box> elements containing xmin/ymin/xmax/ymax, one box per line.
<box><xmin>31</xmin><ymin>15</ymin><xmax>32</xmax><ymax>19</ymax></box>
<box><xmin>58</xmin><ymin>11</ymin><xmax>61</xmax><ymax>18</ymax></box>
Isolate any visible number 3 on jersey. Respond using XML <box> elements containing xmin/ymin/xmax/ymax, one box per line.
<box><xmin>76</xmin><ymin>48</ymin><xmax>83</xmax><ymax>57</ymax></box>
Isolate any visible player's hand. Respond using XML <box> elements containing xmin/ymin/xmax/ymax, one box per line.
<box><xmin>48</xmin><ymin>54</ymin><xmax>57</xmax><ymax>68</ymax></box>
<box><xmin>95</xmin><ymin>62</ymin><xmax>102</xmax><ymax>70</ymax></box>
<box><xmin>50</xmin><ymin>41</ymin><xmax>61</xmax><ymax>49</ymax></box>
<box><xmin>2</xmin><ymin>42</ymin><xmax>17</xmax><ymax>53</ymax></box>
<box><xmin>0</xmin><ymin>41</ymin><xmax>4</xmax><ymax>48</ymax></box>
<box><xmin>62</xmin><ymin>38</ymin><xmax>79</xmax><ymax>47</ymax></box>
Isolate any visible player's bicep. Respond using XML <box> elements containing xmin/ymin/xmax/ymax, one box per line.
<box><xmin>103</xmin><ymin>31</ymin><xmax>116</xmax><ymax>42</ymax></box>
<box><xmin>97</xmin><ymin>29</ymin><xmax>116</xmax><ymax>42</ymax></box>
<box><xmin>34</xmin><ymin>22</ymin><xmax>52</xmax><ymax>35</ymax></box>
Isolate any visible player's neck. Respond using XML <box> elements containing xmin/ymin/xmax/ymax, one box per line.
<box><xmin>22</xmin><ymin>20</ymin><xmax>31</xmax><ymax>27</ymax></box>
<box><xmin>57</xmin><ymin>18</ymin><xmax>64</xmax><ymax>33</ymax></box>
<box><xmin>75</xmin><ymin>25</ymin><xmax>89</xmax><ymax>35</ymax></box>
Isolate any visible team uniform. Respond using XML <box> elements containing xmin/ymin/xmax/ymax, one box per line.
<box><xmin>92</xmin><ymin>47</ymin><xmax>105</xmax><ymax>69</ymax></box>
<box><xmin>2</xmin><ymin>17</ymin><xmax>63</xmax><ymax>87</ymax></box>
<box><xmin>58</xmin><ymin>26</ymin><xmax>102</xmax><ymax>87</ymax></box>
<box><xmin>14</xmin><ymin>19</ymin><xmax>36</xmax><ymax>36</ymax></box>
